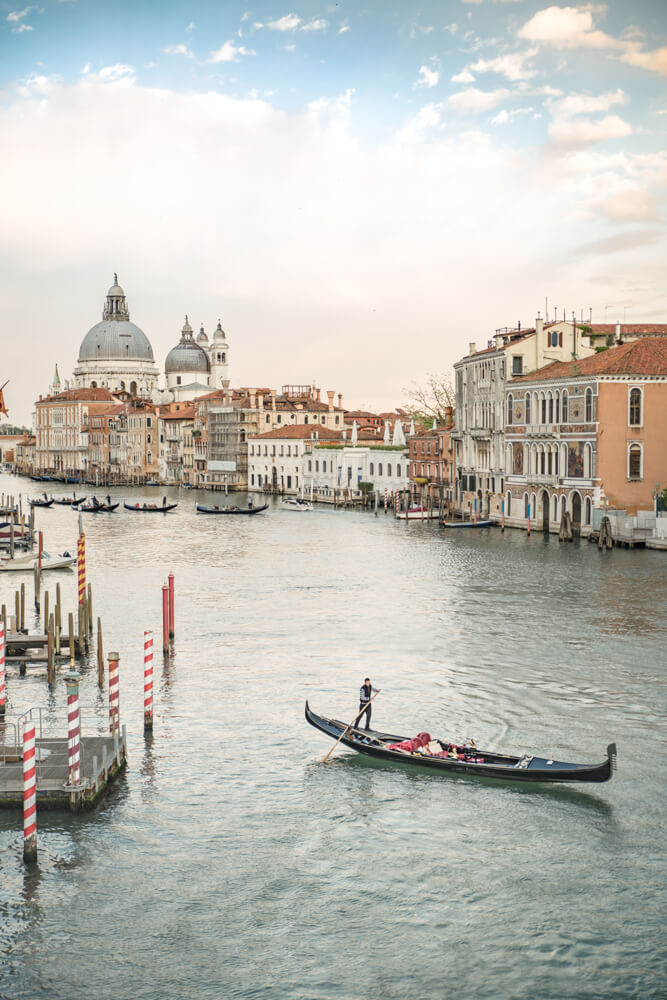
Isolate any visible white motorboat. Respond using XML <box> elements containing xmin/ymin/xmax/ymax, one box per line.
<box><xmin>395</xmin><ymin>506</ymin><xmax>440</xmax><ymax>521</ymax></box>
<box><xmin>0</xmin><ymin>551</ymin><xmax>76</xmax><ymax>572</ymax></box>
<box><xmin>281</xmin><ymin>498</ymin><xmax>313</xmax><ymax>511</ymax></box>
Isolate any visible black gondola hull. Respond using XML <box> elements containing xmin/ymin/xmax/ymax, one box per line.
<box><xmin>195</xmin><ymin>503</ymin><xmax>268</xmax><ymax>515</ymax></box>
<box><xmin>123</xmin><ymin>503</ymin><xmax>178</xmax><ymax>512</ymax></box>
<box><xmin>305</xmin><ymin>703</ymin><xmax>615</xmax><ymax>783</ymax></box>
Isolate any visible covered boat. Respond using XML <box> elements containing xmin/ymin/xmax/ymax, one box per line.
<box><xmin>305</xmin><ymin>702</ymin><xmax>616</xmax><ymax>784</ymax></box>
<box><xmin>196</xmin><ymin>503</ymin><xmax>268</xmax><ymax>515</ymax></box>
<box><xmin>124</xmin><ymin>502</ymin><xmax>178</xmax><ymax>513</ymax></box>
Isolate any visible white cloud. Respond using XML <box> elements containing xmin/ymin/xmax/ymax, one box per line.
<box><xmin>555</xmin><ymin>89</ymin><xmax>626</xmax><ymax>117</ymax></box>
<box><xmin>620</xmin><ymin>44</ymin><xmax>667</xmax><ymax>76</ymax></box>
<box><xmin>162</xmin><ymin>43</ymin><xmax>195</xmax><ymax>59</ymax></box>
<box><xmin>266</xmin><ymin>13</ymin><xmax>301</xmax><ymax>31</ymax></box>
<box><xmin>549</xmin><ymin>114</ymin><xmax>632</xmax><ymax>146</ymax></box>
<box><xmin>414</xmin><ymin>65</ymin><xmax>439</xmax><ymax>90</ymax></box>
<box><xmin>595</xmin><ymin>188</ymin><xmax>658</xmax><ymax>223</ymax></box>
<box><xmin>338</xmin><ymin>25</ymin><xmax>350</xmax><ymax>35</ymax></box>
<box><xmin>12</xmin><ymin>22</ymin><xmax>33</xmax><ymax>32</ymax></box>
<box><xmin>449</xmin><ymin>87</ymin><xmax>511</xmax><ymax>113</ymax></box>
<box><xmin>469</xmin><ymin>49</ymin><xmax>538</xmax><ymax>81</ymax></box>
<box><xmin>301</xmin><ymin>19</ymin><xmax>327</xmax><ymax>32</ymax></box>
<box><xmin>395</xmin><ymin>104</ymin><xmax>444</xmax><ymax>143</ymax></box>
<box><xmin>451</xmin><ymin>68</ymin><xmax>475</xmax><ymax>84</ymax></box>
<box><xmin>491</xmin><ymin>106</ymin><xmax>536</xmax><ymax>125</ymax></box>
<box><xmin>186</xmin><ymin>22</ymin><xmax>196</xmax><ymax>31</ymax></box>
<box><xmin>207</xmin><ymin>41</ymin><xmax>255</xmax><ymax>63</ymax></box>
<box><xmin>7</xmin><ymin>6</ymin><xmax>37</xmax><ymax>22</ymax></box>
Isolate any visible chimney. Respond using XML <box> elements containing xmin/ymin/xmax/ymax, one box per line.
<box><xmin>258</xmin><ymin>392</ymin><xmax>264</xmax><ymax>411</ymax></box>
<box><xmin>271</xmin><ymin>389</ymin><xmax>277</xmax><ymax>411</ymax></box>
<box><xmin>444</xmin><ymin>406</ymin><xmax>454</xmax><ymax>429</ymax></box>
<box><xmin>469</xmin><ymin>342</ymin><xmax>476</xmax><ymax>355</ymax></box>
<box><xmin>337</xmin><ymin>393</ymin><xmax>342</xmax><ymax>408</ymax></box>
<box><xmin>616</xmin><ymin>320</ymin><xmax>622</xmax><ymax>344</ymax></box>
<box><xmin>317</xmin><ymin>388</ymin><xmax>321</xmax><ymax>402</ymax></box>
<box><xmin>327</xmin><ymin>390</ymin><xmax>335</xmax><ymax>411</ymax></box>
<box><xmin>536</xmin><ymin>316</ymin><xmax>543</xmax><ymax>340</ymax></box>
<box><xmin>250</xmin><ymin>390</ymin><xmax>256</xmax><ymax>409</ymax></box>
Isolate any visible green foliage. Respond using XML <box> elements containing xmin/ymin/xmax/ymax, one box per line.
<box><xmin>358</xmin><ymin>481</ymin><xmax>373</xmax><ymax>494</ymax></box>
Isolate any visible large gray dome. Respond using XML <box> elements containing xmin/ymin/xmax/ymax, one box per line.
<box><xmin>165</xmin><ymin>317</ymin><xmax>211</xmax><ymax>375</ymax></box>
<box><xmin>78</xmin><ymin>320</ymin><xmax>155</xmax><ymax>362</ymax></box>
<box><xmin>78</xmin><ymin>276</ymin><xmax>154</xmax><ymax>362</ymax></box>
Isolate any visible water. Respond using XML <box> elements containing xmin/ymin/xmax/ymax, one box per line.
<box><xmin>1</xmin><ymin>474</ymin><xmax>666</xmax><ymax>999</ymax></box>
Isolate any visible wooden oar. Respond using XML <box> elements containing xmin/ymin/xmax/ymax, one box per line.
<box><xmin>323</xmin><ymin>690</ymin><xmax>381</xmax><ymax>763</ymax></box>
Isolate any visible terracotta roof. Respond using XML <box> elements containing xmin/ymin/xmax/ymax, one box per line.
<box><xmin>88</xmin><ymin>404</ymin><xmax>127</xmax><ymax>417</ymax></box>
<box><xmin>250</xmin><ymin>424</ymin><xmax>342</xmax><ymax>441</ymax></box>
<box><xmin>160</xmin><ymin>406</ymin><xmax>195</xmax><ymax>421</ymax></box>
<box><xmin>588</xmin><ymin>324</ymin><xmax>667</xmax><ymax>335</ymax></box>
<box><xmin>38</xmin><ymin>388</ymin><xmax>116</xmax><ymax>403</ymax></box>
<box><xmin>514</xmin><ymin>337</ymin><xmax>667</xmax><ymax>382</ymax></box>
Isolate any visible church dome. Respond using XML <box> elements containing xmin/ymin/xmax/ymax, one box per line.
<box><xmin>78</xmin><ymin>275</ymin><xmax>154</xmax><ymax>362</ymax></box>
<box><xmin>196</xmin><ymin>324</ymin><xmax>209</xmax><ymax>345</ymax></box>
<box><xmin>165</xmin><ymin>317</ymin><xmax>211</xmax><ymax>375</ymax></box>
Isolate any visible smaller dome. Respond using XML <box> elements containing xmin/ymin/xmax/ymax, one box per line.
<box><xmin>213</xmin><ymin>320</ymin><xmax>227</xmax><ymax>342</ymax></box>
<box><xmin>165</xmin><ymin>316</ymin><xmax>211</xmax><ymax>375</ymax></box>
<box><xmin>197</xmin><ymin>323</ymin><xmax>209</xmax><ymax>345</ymax></box>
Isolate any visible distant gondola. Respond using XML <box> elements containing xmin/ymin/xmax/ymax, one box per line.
<box><xmin>53</xmin><ymin>496</ymin><xmax>86</xmax><ymax>506</ymax></box>
<box><xmin>305</xmin><ymin>702</ymin><xmax>616</xmax><ymax>784</ymax></box>
<box><xmin>124</xmin><ymin>502</ymin><xmax>178</xmax><ymax>513</ymax></box>
<box><xmin>77</xmin><ymin>502</ymin><xmax>119</xmax><ymax>513</ymax></box>
<box><xmin>28</xmin><ymin>497</ymin><xmax>54</xmax><ymax>508</ymax></box>
<box><xmin>195</xmin><ymin>502</ymin><xmax>268</xmax><ymax>515</ymax></box>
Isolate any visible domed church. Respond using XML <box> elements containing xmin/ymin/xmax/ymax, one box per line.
<box><xmin>73</xmin><ymin>275</ymin><xmax>159</xmax><ymax>396</ymax></box>
<box><xmin>163</xmin><ymin>316</ymin><xmax>229</xmax><ymax>401</ymax></box>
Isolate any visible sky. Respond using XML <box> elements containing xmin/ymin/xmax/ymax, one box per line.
<box><xmin>1</xmin><ymin>0</ymin><xmax>666</xmax><ymax>426</ymax></box>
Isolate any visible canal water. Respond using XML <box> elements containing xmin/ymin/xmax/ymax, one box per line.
<box><xmin>0</xmin><ymin>473</ymin><xmax>665</xmax><ymax>1000</ymax></box>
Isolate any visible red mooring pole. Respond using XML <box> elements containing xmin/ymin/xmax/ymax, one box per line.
<box><xmin>108</xmin><ymin>652</ymin><xmax>120</xmax><ymax>736</ymax></box>
<box><xmin>162</xmin><ymin>584</ymin><xmax>169</xmax><ymax>655</ymax></box>
<box><xmin>168</xmin><ymin>572</ymin><xmax>175</xmax><ymax>639</ymax></box>
<box><xmin>0</xmin><ymin>621</ymin><xmax>5</xmax><ymax>717</ymax></box>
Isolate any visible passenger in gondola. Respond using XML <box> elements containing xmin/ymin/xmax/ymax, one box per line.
<box><xmin>106</xmin><ymin>495</ymin><xmax>111</xmax><ymax>506</ymax></box>
<box><xmin>162</xmin><ymin>496</ymin><xmax>167</xmax><ymax>507</ymax></box>
<box><xmin>248</xmin><ymin>497</ymin><xmax>254</xmax><ymax>509</ymax></box>
<box><xmin>357</xmin><ymin>677</ymin><xmax>380</xmax><ymax>731</ymax></box>
<box><xmin>91</xmin><ymin>495</ymin><xmax>99</xmax><ymax>507</ymax></box>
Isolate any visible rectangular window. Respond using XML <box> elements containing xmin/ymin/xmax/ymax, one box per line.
<box><xmin>512</xmin><ymin>356</ymin><xmax>522</xmax><ymax>376</ymax></box>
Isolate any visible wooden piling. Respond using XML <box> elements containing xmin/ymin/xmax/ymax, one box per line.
<box><xmin>9</xmin><ymin>521</ymin><xmax>14</xmax><ymax>560</ymax></box>
<box><xmin>15</xmin><ymin>590</ymin><xmax>20</xmax><ymax>634</ymax></box>
<box><xmin>34</xmin><ymin>564</ymin><xmax>40</xmax><ymax>612</ymax></box>
<box><xmin>20</xmin><ymin>583</ymin><xmax>25</xmax><ymax>633</ymax></box>
<box><xmin>47</xmin><ymin>613</ymin><xmax>55</xmax><ymax>685</ymax></box>
<box><xmin>87</xmin><ymin>584</ymin><xmax>93</xmax><ymax>634</ymax></box>
<box><xmin>97</xmin><ymin>617</ymin><xmax>104</xmax><ymax>686</ymax></box>
<box><xmin>55</xmin><ymin>584</ymin><xmax>61</xmax><ymax>656</ymax></box>
<box><xmin>168</xmin><ymin>573</ymin><xmax>175</xmax><ymax>639</ymax></box>
<box><xmin>69</xmin><ymin>612</ymin><xmax>75</xmax><ymax>662</ymax></box>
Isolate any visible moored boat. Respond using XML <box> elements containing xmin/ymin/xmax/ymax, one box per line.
<box><xmin>28</xmin><ymin>497</ymin><xmax>55</xmax><ymax>508</ymax></box>
<box><xmin>0</xmin><ymin>551</ymin><xmax>76</xmax><ymax>572</ymax></box>
<box><xmin>305</xmin><ymin>702</ymin><xmax>616</xmax><ymax>783</ymax></box>
<box><xmin>53</xmin><ymin>496</ymin><xmax>86</xmax><ymax>506</ymax></box>
<box><xmin>196</xmin><ymin>502</ymin><xmax>268</xmax><ymax>515</ymax></box>
<box><xmin>396</xmin><ymin>506</ymin><xmax>439</xmax><ymax>520</ymax></box>
<box><xmin>441</xmin><ymin>518</ymin><xmax>492</xmax><ymax>528</ymax></box>
<box><xmin>124</xmin><ymin>502</ymin><xmax>178</xmax><ymax>512</ymax></box>
<box><xmin>77</xmin><ymin>501</ymin><xmax>119</xmax><ymax>513</ymax></box>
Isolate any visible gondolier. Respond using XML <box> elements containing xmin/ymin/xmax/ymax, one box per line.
<box><xmin>358</xmin><ymin>678</ymin><xmax>380</xmax><ymax>731</ymax></box>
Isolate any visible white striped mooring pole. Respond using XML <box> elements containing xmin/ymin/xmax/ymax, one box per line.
<box><xmin>108</xmin><ymin>651</ymin><xmax>120</xmax><ymax>736</ymax></box>
<box><xmin>0</xmin><ymin>621</ymin><xmax>6</xmax><ymax>717</ymax></box>
<box><xmin>23</xmin><ymin>720</ymin><xmax>37</xmax><ymax>863</ymax></box>
<box><xmin>384</xmin><ymin>487</ymin><xmax>388</xmax><ymax>514</ymax></box>
<box><xmin>65</xmin><ymin>669</ymin><xmax>81</xmax><ymax>788</ymax></box>
<box><xmin>143</xmin><ymin>630</ymin><xmax>153</xmax><ymax>734</ymax></box>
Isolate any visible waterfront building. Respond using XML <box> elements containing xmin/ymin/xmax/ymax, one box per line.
<box><xmin>504</xmin><ymin>336</ymin><xmax>667</xmax><ymax>534</ymax></box>
<box><xmin>452</xmin><ymin>318</ymin><xmax>595</xmax><ymax>521</ymax></box>
<box><xmin>583</xmin><ymin>322</ymin><xmax>667</xmax><ymax>351</ymax></box>
<box><xmin>15</xmin><ymin>434</ymin><xmax>36</xmax><ymax>475</ymax></box>
<box><xmin>73</xmin><ymin>276</ymin><xmax>159</xmax><ymax>396</ymax></box>
<box><xmin>303</xmin><ymin>440</ymin><xmax>409</xmax><ymax>499</ymax></box>
<box><xmin>248</xmin><ymin>425</ymin><xmax>342</xmax><ymax>493</ymax></box>
<box><xmin>158</xmin><ymin>403</ymin><xmax>195</xmax><ymax>484</ymax></box>
<box><xmin>408</xmin><ymin>410</ymin><xmax>456</xmax><ymax>513</ymax></box>
<box><xmin>84</xmin><ymin>399</ymin><xmax>159</xmax><ymax>483</ymax></box>
<box><xmin>34</xmin><ymin>387</ymin><xmax>116</xmax><ymax>476</ymax></box>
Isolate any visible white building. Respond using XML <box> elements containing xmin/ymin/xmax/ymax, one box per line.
<box><xmin>248</xmin><ymin>425</ymin><xmax>341</xmax><ymax>493</ymax></box>
<box><xmin>303</xmin><ymin>442</ymin><xmax>409</xmax><ymax>498</ymax></box>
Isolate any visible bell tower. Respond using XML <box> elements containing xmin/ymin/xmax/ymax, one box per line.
<box><xmin>209</xmin><ymin>319</ymin><xmax>229</xmax><ymax>388</ymax></box>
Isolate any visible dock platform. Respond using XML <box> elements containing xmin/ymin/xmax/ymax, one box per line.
<box><xmin>0</xmin><ymin>731</ymin><xmax>127</xmax><ymax>811</ymax></box>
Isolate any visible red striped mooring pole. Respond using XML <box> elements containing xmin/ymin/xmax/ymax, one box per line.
<box><xmin>0</xmin><ymin>621</ymin><xmax>5</xmax><ymax>717</ymax></box>
<box><xmin>168</xmin><ymin>572</ymin><xmax>175</xmax><ymax>639</ymax></box>
<box><xmin>144</xmin><ymin>630</ymin><xmax>154</xmax><ymax>733</ymax></box>
<box><xmin>77</xmin><ymin>532</ymin><xmax>86</xmax><ymax>605</ymax></box>
<box><xmin>162</xmin><ymin>584</ymin><xmax>169</xmax><ymax>655</ymax></box>
<box><xmin>23</xmin><ymin>720</ymin><xmax>37</xmax><ymax>862</ymax></box>
<box><xmin>108</xmin><ymin>652</ymin><xmax>120</xmax><ymax>736</ymax></box>
<box><xmin>384</xmin><ymin>488</ymin><xmax>388</xmax><ymax>513</ymax></box>
<box><xmin>65</xmin><ymin>669</ymin><xmax>81</xmax><ymax>787</ymax></box>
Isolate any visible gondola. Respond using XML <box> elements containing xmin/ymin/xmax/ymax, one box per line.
<box><xmin>28</xmin><ymin>497</ymin><xmax>55</xmax><ymax>508</ymax></box>
<box><xmin>53</xmin><ymin>496</ymin><xmax>86</xmax><ymax>506</ymax></box>
<box><xmin>124</xmin><ymin>502</ymin><xmax>178</xmax><ymax>513</ymax></box>
<box><xmin>305</xmin><ymin>703</ymin><xmax>616</xmax><ymax>784</ymax></box>
<box><xmin>77</xmin><ymin>502</ymin><xmax>119</xmax><ymax>513</ymax></box>
<box><xmin>195</xmin><ymin>503</ymin><xmax>268</xmax><ymax>515</ymax></box>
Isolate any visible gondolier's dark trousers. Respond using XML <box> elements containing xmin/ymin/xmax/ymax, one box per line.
<box><xmin>358</xmin><ymin>702</ymin><xmax>371</xmax><ymax>730</ymax></box>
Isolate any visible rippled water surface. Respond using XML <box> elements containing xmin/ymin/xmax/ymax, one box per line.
<box><xmin>1</xmin><ymin>475</ymin><xmax>666</xmax><ymax>999</ymax></box>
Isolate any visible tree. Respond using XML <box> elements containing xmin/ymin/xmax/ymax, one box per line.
<box><xmin>403</xmin><ymin>373</ymin><xmax>455</xmax><ymax>426</ymax></box>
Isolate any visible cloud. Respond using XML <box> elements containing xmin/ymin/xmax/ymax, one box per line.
<box><xmin>549</xmin><ymin>113</ymin><xmax>632</xmax><ymax>146</ymax></box>
<box><xmin>11</xmin><ymin>22</ymin><xmax>32</xmax><ymax>32</ymax></box>
<box><xmin>266</xmin><ymin>13</ymin><xmax>301</xmax><ymax>31</ymax></box>
<box><xmin>555</xmin><ymin>89</ymin><xmax>626</xmax><ymax>116</ymax></box>
<box><xmin>449</xmin><ymin>87</ymin><xmax>511</xmax><ymax>113</ymax></box>
<box><xmin>575</xmin><ymin>230</ymin><xmax>661</xmax><ymax>256</ymax></box>
<box><xmin>301</xmin><ymin>19</ymin><xmax>327</xmax><ymax>32</ymax></box>
<box><xmin>207</xmin><ymin>41</ymin><xmax>255</xmax><ymax>63</ymax></box>
<box><xmin>338</xmin><ymin>25</ymin><xmax>350</xmax><ymax>35</ymax></box>
<box><xmin>81</xmin><ymin>64</ymin><xmax>136</xmax><ymax>86</ymax></box>
<box><xmin>414</xmin><ymin>65</ymin><xmax>439</xmax><ymax>90</ymax></box>
<box><xmin>162</xmin><ymin>43</ymin><xmax>195</xmax><ymax>59</ymax></box>
<box><xmin>451</xmin><ymin>68</ymin><xmax>475</xmax><ymax>84</ymax></box>
<box><xmin>7</xmin><ymin>6</ymin><xmax>37</xmax><ymax>21</ymax></box>
<box><xmin>595</xmin><ymin>188</ymin><xmax>659</xmax><ymax>223</ymax></box>
<box><xmin>469</xmin><ymin>49</ymin><xmax>538</xmax><ymax>81</ymax></box>
<box><xmin>519</xmin><ymin>6</ymin><xmax>667</xmax><ymax>76</ymax></box>
<box><xmin>395</xmin><ymin>104</ymin><xmax>445</xmax><ymax>143</ymax></box>
<box><xmin>491</xmin><ymin>106</ymin><xmax>537</xmax><ymax>125</ymax></box>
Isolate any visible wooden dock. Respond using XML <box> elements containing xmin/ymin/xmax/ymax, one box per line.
<box><xmin>0</xmin><ymin>730</ymin><xmax>127</xmax><ymax>811</ymax></box>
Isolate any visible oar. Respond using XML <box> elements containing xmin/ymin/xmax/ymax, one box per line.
<box><xmin>323</xmin><ymin>690</ymin><xmax>382</xmax><ymax>763</ymax></box>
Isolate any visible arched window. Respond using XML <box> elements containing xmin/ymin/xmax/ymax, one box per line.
<box><xmin>629</xmin><ymin>387</ymin><xmax>642</xmax><ymax>426</ymax></box>
<box><xmin>584</xmin><ymin>443</ymin><xmax>592</xmax><ymax>478</ymax></box>
<box><xmin>524</xmin><ymin>492</ymin><xmax>530</xmax><ymax>518</ymax></box>
<box><xmin>552</xmin><ymin>495</ymin><xmax>559</xmax><ymax>522</ymax></box>
<box><xmin>628</xmin><ymin>444</ymin><xmax>642</xmax><ymax>480</ymax></box>
<box><xmin>91</xmin><ymin>381</ymin><xmax>97</xmax><ymax>388</ymax></box>
<box><xmin>548</xmin><ymin>392</ymin><xmax>553</xmax><ymax>424</ymax></box>
<box><xmin>507</xmin><ymin>393</ymin><xmax>513</xmax><ymax>426</ymax></box>
<box><xmin>541</xmin><ymin>394</ymin><xmax>547</xmax><ymax>424</ymax></box>
<box><xmin>387</xmin><ymin>464</ymin><xmax>392</xmax><ymax>476</ymax></box>
<box><xmin>584</xmin><ymin>497</ymin><xmax>591</xmax><ymax>525</ymax></box>
<box><xmin>585</xmin><ymin>387</ymin><xmax>593</xmax><ymax>423</ymax></box>
<box><xmin>130</xmin><ymin>381</ymin><xmax>137</xmax><ymax>396</ymax></box>
<box><xmin>525</xmin><ymin>393</ymin><xmax>531</xmax><ymax>424</ymax></box>
<box><xmin>370</xmin><ymin>462</ymin><xmax>374</xmax><ymax>475</ymax></box>
<box><xmin>562</xmin><ymin>390</ymin><xmax>569</xmax><ymax>423</ymax></box>
<box><xmin>506</xmin><ymin>491</ymin><xmax>512</xmax><ymax>516</ymax></box>
<box><xmin>240</xmin><ymin>430</ymin><xmax>246</xmax><ymax>444</ymax></box>
<box><xmin>560</xmin><ymin>495</ymin><xmax>566</xmax><ymax>519</ymax></box>
<box><xmin>378</xmin><ymin>463</ymin><xmax>383</xmax><ymax>476</ymax></box>
<box><xmin>555</xmin><ymin>391</ymin><xmax>560</xmax><ymax>424</ymax></box>
<box><xmin>147</xmin><ymin>452</ymin><xmax>152</xmax><ymax>465</ymax></box>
